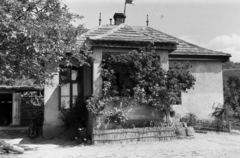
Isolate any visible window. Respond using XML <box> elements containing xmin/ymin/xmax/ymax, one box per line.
<box><xmin>59</xmin><ymin>67</ymin><xmax>82</xmax><ymax>109</ymax></box>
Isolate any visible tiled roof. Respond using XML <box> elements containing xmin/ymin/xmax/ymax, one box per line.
<box><xmin>78</xmin><ymin>24</ymin><xmax>231</xmax><ymax>57</ymax></box>
<box><xmin>132</xmin><ymin>26</ymin><xmax>230</xmax><ymax>57</ymax></box>
<box><xmin>78</xmin><ymin>24</ymin><xmax>176</xmax><ymax>45</ymax></box>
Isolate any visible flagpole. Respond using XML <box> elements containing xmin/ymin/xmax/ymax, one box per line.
<box><xmin>123</xmin><ymin>1</ymin><xmax>127</xmax><ymax>22</ymax></box>
<box><xmin>124</xmin><ymin>1</ymin><xmax>127</xmax><ymax>16</ymax></box>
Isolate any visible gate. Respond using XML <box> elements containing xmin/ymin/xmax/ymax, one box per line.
<box><xmin>20</xmin><ymin>93</ymin><xmax>44</xmax><ymax>127</ymax></box>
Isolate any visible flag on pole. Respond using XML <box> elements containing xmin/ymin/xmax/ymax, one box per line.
<box><xmin>125</xmin><ymin>0</ymin><xmax>134</xmax><ymax>4</ymax></box>
<box><xmin>124</xmin><ymin>0</ymin><xmax>134</xmax><ymax>16</ymax></box>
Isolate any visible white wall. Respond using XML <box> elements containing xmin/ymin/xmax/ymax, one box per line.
<box><xmin>43</xmin><ymin>71</ymin><xmax>65</xmax><ymax>138</ymax></box>
<box><xmin>173</xmin><ymin>61</ymin><xmax>224</xmax><ymax>119</ymax></box>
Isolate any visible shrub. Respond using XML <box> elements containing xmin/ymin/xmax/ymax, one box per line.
<box><xmin>180</xmin><ymin>113</ymin><xmax>197</xmax><ymax>126</ymax></box>
<box><xmin>105</xmin><ymin>107</ymin><xmax>130</xmax><ymax>128</ymax></box>
<box><xmin>59</xmin><ymin>100</ymin><xmax>88</xmax><ymax>129</ymax></box>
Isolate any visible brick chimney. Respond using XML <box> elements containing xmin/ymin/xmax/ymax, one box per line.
<box><xmin>113</xmin><ymin>13</ymin><xmax>126</xmax><ymax>25</ymax></box>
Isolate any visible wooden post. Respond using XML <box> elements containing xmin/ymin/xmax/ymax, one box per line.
<box><xmin>12</xmin><ymin>93</ymin><xmax>21</xmax><ymax>126</ymax></box>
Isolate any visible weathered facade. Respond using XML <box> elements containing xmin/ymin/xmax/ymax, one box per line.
<box><xmin>43</xmin><ymin>13</ymin><xmax>230</xmax><ymax>137</ymax></box>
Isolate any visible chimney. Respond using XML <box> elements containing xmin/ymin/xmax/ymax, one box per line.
<box><xmin>110</xmin><ymin>18</ymin><xmax>112</xmax><ymax>25</ymax></box>
<box><xmin>113</xmin><ymin>13</ymin><xmax>126</xmax><ymax>25</ymax></box>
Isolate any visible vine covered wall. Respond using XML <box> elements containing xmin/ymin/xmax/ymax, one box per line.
<box><xmin>86</xmin><ymin>45</ymin><xmax>196</xmax><ymax>129</ymax></box>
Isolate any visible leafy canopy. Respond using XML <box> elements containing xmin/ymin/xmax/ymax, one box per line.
<box><xmin>223</xmin><ymin>76</ymin><xmax>240</xmax><ymax>119</ymax></box>
<box><xmin>0</xmin><ymin>0</ymin><xmax>92</xmax><ymax>85</ymax></box>
<box><xmin>86</xmin><ymin>46</ymin><xmax>196</xmax><ymax>118</ymax></box>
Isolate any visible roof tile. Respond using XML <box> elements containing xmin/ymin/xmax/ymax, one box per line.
<box><xmin>77</xmin><ymin>24</ymin><xmax>231</xmax><ymax>57</ymax></box>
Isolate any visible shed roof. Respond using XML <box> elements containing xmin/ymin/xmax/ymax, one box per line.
<box><xmin>0</xmin><ymin>86</ymin><xmax>44</xmax><ymax>92</ymax></box>
<box><xmin>78</xmin><ymin>24</ymin><xmax>231</xmax><ymax>58</ymax></box>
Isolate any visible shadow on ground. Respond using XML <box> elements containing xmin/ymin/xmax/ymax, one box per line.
<box><xmin>0</xmin><ymin>127</ymin><xmax>80</xmax><ymax>148</ymax></box>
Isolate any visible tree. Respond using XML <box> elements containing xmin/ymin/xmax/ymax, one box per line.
<box><xmin>153</xmin><ymin>61</ymin><xmax>196</xmax><ymax>122</ymax></box>
<box><xmin>211</xmin><ymin>76</ymin><xmax>240</xmax><ymax>130</ymax></box>
<box><xmin>223</xmin><ymin>60</ymin><xmax>240</xmax><ymax>69</ymax></box>
<box><xmin>0</xmin><ymin>0</ymin><xmax>92</xmax><ymax>85</ymax></box>
<box><xmin>223</xmin><ymin>76</ymin><xmax>240</xmax><ymax>119</ymax></box>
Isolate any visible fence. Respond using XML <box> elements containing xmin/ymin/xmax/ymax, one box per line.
<box><xmin>92</xmin><ymin>127</ymin><xmax>176</xmax><ymax>144</ymax></box>
<box><xmin>194</xmin><ymin>119</ymin><xmax>231</xmax><ymax>133</ymax></box>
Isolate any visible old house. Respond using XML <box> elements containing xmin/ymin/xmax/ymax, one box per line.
<box><xmin>43</xmin><ymin>13</ymin><xmax>230</xmax><ymax>137</ymax></box>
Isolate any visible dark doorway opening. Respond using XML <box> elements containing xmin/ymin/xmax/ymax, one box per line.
<box><xmin>0</xmin><ymin>93</ymin><xmax>12</xmax><ymax>126</ymax></box>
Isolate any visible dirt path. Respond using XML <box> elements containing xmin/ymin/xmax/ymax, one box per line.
<box><xmin>1</xmin><ymin>132</ymin><xmax>240</xmax><ymax>158</ymax></box>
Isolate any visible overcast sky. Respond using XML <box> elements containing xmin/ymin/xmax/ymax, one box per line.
<box><xmin>64</xmin><ymin>0</ymin><xmax>240</xmax><ymax>62</ymax></box>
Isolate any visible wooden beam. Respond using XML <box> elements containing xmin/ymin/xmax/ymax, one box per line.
<box><xmin>0</xmin><ymin>86</ymin><xmax>43</xmax><ymax>92</ymax></box>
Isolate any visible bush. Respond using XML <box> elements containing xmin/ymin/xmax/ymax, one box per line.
<box><xmin>86</xmin><ymin>45</ymin><xmax>195</xmax><ymax>127</ymax></box>
<box><xmin>59</xmin><ymin>101</ymin><xmax>88</xmax><ymax>129</ymax></box>
<box><xmin>224</xmin><ymin>76</ymin><xmax>240</xmax><ymax>120</ymax></box>
<box><xmin>180</xmin><ymin>113</ymin><xmax>197</xmax><ymax>126</ymax></box>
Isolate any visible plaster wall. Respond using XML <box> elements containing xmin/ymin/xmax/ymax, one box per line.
<box><xmin>43</xmin><ymin>72</ymin><xmax>65</xmax><ymax>138</ymax></box>
<box><xmin>43</xmin><ymin>65</ymin><xmax>92</xmax><ymax>137</ymax></box>
<box><xmin>173</xmin><ymin>61</ymin><xmax>224</xmax><ymax>119</ymax></box>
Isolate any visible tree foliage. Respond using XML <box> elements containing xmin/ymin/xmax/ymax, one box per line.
<box><xmin>0</xmin><ymin>0</ymin><xmax>92</xmax><ymax>85</ymax></box>
<box><xmin>212</xmin><ymin>76</ymin><xmax>240</xmax><ymax>127</ymax></box>
<box><xmin>223</xmin><ymin>60</ymin><xmax>240</xmax><ymax>70</ymax></box>
<box><xmin>86</xmin><ymin>46</ymin><xmax>196</xmax><ymax>124</ymax></box>
<box><xmin>224</xmin><ymin>76</ymin><xmax>240</xmax><ymax>119</ymax></box>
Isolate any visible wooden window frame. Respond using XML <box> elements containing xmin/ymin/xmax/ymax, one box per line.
<box><xmin>59</xmin><ymin>67</ymin><xmax>83</xmax><ymax>109</ymax></box>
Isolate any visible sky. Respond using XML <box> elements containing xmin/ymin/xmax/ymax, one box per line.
<box><xmin>63</xmin><ymin>0</ymin><xmax>240</xmax><ymax>62</ymax></box>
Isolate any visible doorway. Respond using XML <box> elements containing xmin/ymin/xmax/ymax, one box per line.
<box><xmin>0</xmin><ymin>93</ymin><xmax>12</xmax><ymax>126</ymax></box>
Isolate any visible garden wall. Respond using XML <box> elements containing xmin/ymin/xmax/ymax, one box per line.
<box><xmin>103</xmin><ymin>100</ymin><xmax>165</xmax><ymax>126</ymax></box>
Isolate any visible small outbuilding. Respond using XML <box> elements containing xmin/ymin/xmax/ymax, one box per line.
<box><xmin>0</xmin><ymin>86</ymin><xmax>43</xmax><ymax>126</ymax></box>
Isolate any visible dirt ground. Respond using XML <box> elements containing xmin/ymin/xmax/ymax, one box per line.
<box><xmin>1</xmin><ymin>131</ymin><xmax>240</xmax><ymax>158</ymax></box>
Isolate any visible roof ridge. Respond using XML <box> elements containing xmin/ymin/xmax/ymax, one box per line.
<box><xmin>130</xmin><ymin>26</ymin><xmax>156</xmax><ymax>42</ymax></box>
<box><xmin>80</xmin><ymin>25</ymin><xmax>102</xmax><ymax>37</ymax></box>
<box><xmin>132</xmin><ymin>26</ymin><xmax>177</xmax><ymax>43</ymax></box>
<box><xmin>90</xmin><ymin>24</ymin><xmax>130</xmax><ymax>40</ymax></box>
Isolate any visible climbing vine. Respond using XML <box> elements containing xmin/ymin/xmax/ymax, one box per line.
<box><xmin>86</xmin><ymin>45</ymin><xmax>196</xmax><ymax>125</ymax></box>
